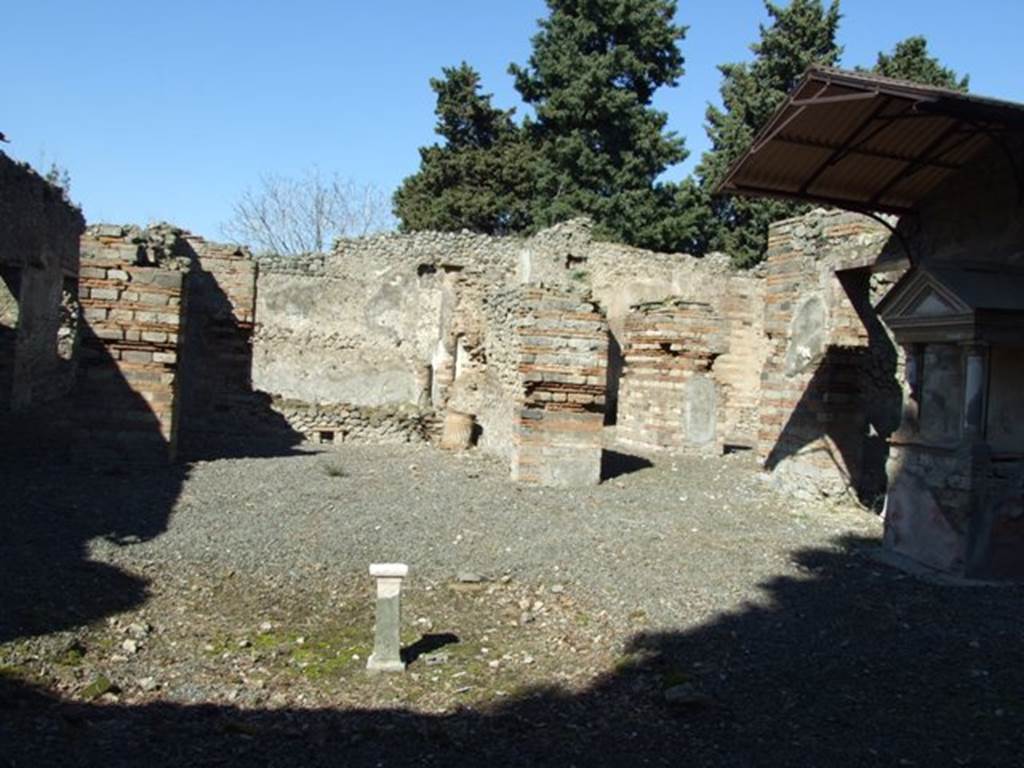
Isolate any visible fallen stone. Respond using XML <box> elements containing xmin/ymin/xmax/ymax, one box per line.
<box><xmin>82</xmin><ymin>675</ymin><xmax>115</xmax><ymax>700</ymax></box>
<box><xmin>138</xmin><ymin>677</ymin><xmax>158</xmax><ymax>692</ymax></box>
<box><xmin>126</xmin><ymin>622</ymin><xmax>151</xmax><ymax>639</ymax></box>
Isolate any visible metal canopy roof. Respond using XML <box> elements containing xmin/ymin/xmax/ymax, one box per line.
<box><xmin>715</xmin><ymin>67</ymin><xmax>1024</xmax><ymax>215</ymax></box>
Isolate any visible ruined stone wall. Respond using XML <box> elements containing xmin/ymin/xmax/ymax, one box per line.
<box><xmin>616</xmin><ymin>300</ymin><xmax>726</xmax><ymax>453</ymax></box>
<box><xmin>78</xmin><ymin>227</ymin><xmax>186</xmax><ymax>461</ymax></box>
<box><xmin>250</xmin><ymin>220</ymin><xmax>741</xmax><ymax>458</ymax></box>
<box><xmin>511</xmin><ymin>287</ymin><xmax>608</xmax><ymax>486</ymax></box>
<box><xmin>252</xmin><ymin>231</ymin><xmax>524</xmax><ymax>449</ymax></box>
<box><xmin>175</xmin><ymin>234</ymin><xmax>260</xmax><ymax>456</ymax></box>
<box><xmin>615</xmin><ymin>269</ymin><xmax>767</xmax><ymax>454</ymax></box>
<box><xmin>758</xmin><ymin>209</ymin><xmax>901</xmax><ymax>503</ymax></box>
<box><xmin>0</xmin><ymin>152</ymin><xmax>84</xmax><ymax>426</ymax></box>
<box><xmin>76</xmin><ymin>224</ymin><xmax>289</xmax><ymax>462</ymax></box>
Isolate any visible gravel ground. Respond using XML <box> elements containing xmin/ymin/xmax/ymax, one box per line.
<box><xmin>2</xmin><ymin>442</ymin><xmax>1023</xmax><ymax>767</ymax></box>
<box><xmin>93</xmin><ymin>444</ymin><xmax>877</xmax><ymax>626</ymax></box>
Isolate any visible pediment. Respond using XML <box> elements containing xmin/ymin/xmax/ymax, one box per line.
<box><xmin>906</xmin><ymin>287</ymin><xmax>964</xmax><ymax>318</ymax></box>
<box><xmin>878</xmin><ymin>268</ymin><xmax>971</xmax><ymax>326</ymax></box>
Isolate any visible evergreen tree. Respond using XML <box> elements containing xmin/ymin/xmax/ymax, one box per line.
<box><xmin>696</xmin><ymin>0</ymin><xmax>842</xmax><ymax>267</ymax></box>
<box><xmin>394</xmin><ymin>64</ymin><xmax>534</xmax><ymax>235</ymax></box>
<box><xmin>870</xmin><ymin>36</ymin><xmax>969</xmax><ymax>91</ymax></box>
<box><xmin>509</xmin><ymin>0</ymin><xmax>696</xmax><ymax>251</ymax></box>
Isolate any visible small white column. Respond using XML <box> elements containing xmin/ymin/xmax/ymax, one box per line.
<box><xmin>367</xmin><ymin>563</ymin><xmax>408</xmax><ymax>673</ymax></box>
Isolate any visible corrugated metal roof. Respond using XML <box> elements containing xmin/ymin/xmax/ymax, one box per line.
<box><xmin>716</xmin><ymin>67</ymin><xmax>1024</xmax><ymax>214</ymax></box>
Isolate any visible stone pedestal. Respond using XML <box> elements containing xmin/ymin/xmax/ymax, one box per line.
<box><xmin>367</xmin><ymin>563</ymin><xmax>408</xmax><ymax>673</ymax></box>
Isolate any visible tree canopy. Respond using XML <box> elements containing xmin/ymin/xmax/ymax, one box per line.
<box><xmin>695</xmin><ymin>0</ymin><xmax>843</xmax><ymax>268</ymax></box>
<box><xmin>870</xmin><ymin>35</ymin><xmax>969</xmax><ymax>91</ymax></box>
<box><xmin>395</xmin><ymin>1</ymin><xmax>696</xmax><ymax>250</ymax></box>
<box><xmin>392</xmin><ymin>63</ymin><xmax>535</xmax><ymax>235</ymax></box>
<box><xmin>394</xmin><ymin>1</ymin><xmax>972</xmax><ymax>268</ymax></box>
<box><xmin>508</xmin><ymin>0</ymin><xmax>694</xmax><ymax>250</ymax></box>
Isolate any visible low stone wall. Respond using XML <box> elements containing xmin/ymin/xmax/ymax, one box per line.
<box><xmin>511</xmin><ymin>287</ymin><xmax>608</xmax><ymax>486</ymax></box>
<box><xmin>268</xmin><ymin>399</ymin><xmax>439</xmax><ymax>445</ymax></box>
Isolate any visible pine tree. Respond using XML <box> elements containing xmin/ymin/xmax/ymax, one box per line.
<box><xmin>394</xmin><ymin>64</ymin><xmax>535</xmax><ymax>235</ymax></box>
<box><xmin>509</xmin><ymin>0</ymin><xmax>695</xmax><ymax>250</ymax></box>
<box><xmin>696</xmin><ymin>0</ymin><xmax>843</xmax><ymax>267</ymax></box>
<box><xmin>871</xmin><ymin>36</ymin><xmax>969</xmax><ymax>91</ymax></box>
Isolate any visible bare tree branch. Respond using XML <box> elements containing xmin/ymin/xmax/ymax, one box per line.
<box><xmin>221</xmin><ymin>167</ymin><xmax>394</xmax><ymax>255</ymax></box>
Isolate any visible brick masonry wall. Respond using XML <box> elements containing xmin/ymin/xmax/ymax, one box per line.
<box><xmin>713</xmin><ymin>275</ymin><xmax>768</xmax><ymax>447</ymax></box>
<box><xmin>512</xmin><ymin>287</ymin><xmax>608</xmax><ymax>486</ymax></box>
<box><xmin>758</xmin><ymin>210</ymin><xmax>898</xmax><ymax>502</ymax></box>
<box><xmin>78</xmin><ymin>223</ymin><xmax>300</xmax><ymax>461</ymax></box>
<box><xmin>616</xmin><ymin>300</ymin><xmax>726</xmax><ymax>453</ymax></box>
<box><xmin>76</xmin><ymin>239</ymin><xmax>185</xmax><ymax>462</ymax></box>
<box><xmin>176</xmin><ymin>235</ymin><xmax>262</xmax><ymax>456</ymax></box>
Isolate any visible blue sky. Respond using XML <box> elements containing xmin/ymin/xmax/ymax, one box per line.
<box><xmin>2</xmin><ymin>1</ymin><xmax>1021</xmax><ymax>238</ymax></box>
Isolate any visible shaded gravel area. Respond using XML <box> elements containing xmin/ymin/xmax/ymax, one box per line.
<box><xmin>3</xmin><ymin>443</ymin><xmax>1023</xmax><ymax>767</ymax></box>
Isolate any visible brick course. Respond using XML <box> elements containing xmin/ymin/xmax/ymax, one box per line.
<box><xmin>512</xmin><ymin>287</ymin><xmax>608</xmax><ymax>486</ymax></box>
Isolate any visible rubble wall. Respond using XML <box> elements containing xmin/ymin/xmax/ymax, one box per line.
<box><xmin>250</xmin><ymin>221</ymin><xmax>738</xmax><ymax>459</ymax></box>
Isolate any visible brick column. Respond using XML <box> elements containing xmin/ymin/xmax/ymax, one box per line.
<box><xmin>512</xmin><ymin>287</ymin><xmax>608</xmax><ymax>486</ymax></box>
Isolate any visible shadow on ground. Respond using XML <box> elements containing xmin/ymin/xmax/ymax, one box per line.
<box><xmin>0</xmin><ymin>317</ymin><xmax>303</xmax><ymax>644</ymax></box>
<box><xmin>2</xmin><ymin>535</ymin><xmax>1021</xmax><ymax>767</ymax></box>
<box><xmin>601</xmin><ymin>449</ymin><xmax>654</xmax><ymax>481</ymax></box>
<box><xmin>401</xmin><ymin>633</ymin><xmax>460</xmax><ymax>665</ymax></box>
